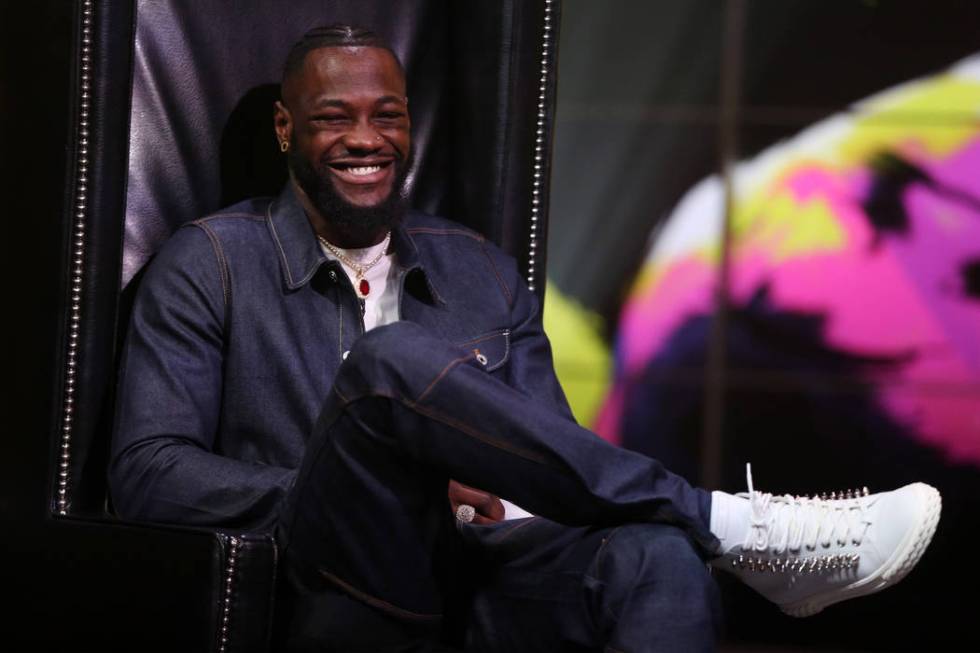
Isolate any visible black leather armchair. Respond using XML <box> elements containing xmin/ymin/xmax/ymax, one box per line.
<box><xmin>2</xmin><ymin>1</ymin><xmax>560</xmax><ymax>650</ymax></box>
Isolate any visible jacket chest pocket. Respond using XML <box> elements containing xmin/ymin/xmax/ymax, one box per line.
<box><xmin>456</xmin><ymin>329</ymin><xmax>510</xmax><ymax>372</ymax></box>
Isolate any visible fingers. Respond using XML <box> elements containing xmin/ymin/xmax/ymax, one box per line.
<box><xmin>448</xmin><ymin>480</ymin><xmax>506</xmax><ymax>523</ymax></box>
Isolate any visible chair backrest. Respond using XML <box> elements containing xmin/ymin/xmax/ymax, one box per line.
<box><xmin>1</xmin><ymin>2</ymin><xmax>560</xmax><ymax>649</ymax></box>
<box><xmin>54</xmin><ymin>0</ymin><xmax>561</xmax><ymax>517</ymax></box>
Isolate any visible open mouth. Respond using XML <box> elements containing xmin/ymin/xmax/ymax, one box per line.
<box><xmin>338</xmin><ymin>164</ymin><xmax>383</xmax><ymax>176</ymax></box>
<box><xmin>328</xmin><ymin>160</ymin><xmax>394</xmax><ymax>184</ymax></box>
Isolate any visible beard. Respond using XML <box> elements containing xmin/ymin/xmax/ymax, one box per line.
<box><xmin>288</xmin><ymin>143</ymin><xmax>410</xmax><ymax>244</ymax></box>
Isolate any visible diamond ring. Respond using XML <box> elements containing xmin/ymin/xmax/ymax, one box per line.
<box><xmin>455</xmin><ymin>504</ymin><xmax>476</xmax><ymax>523</ymax></box>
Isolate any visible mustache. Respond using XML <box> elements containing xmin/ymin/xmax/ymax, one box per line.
<box><xmin>317</xmin><ymin>149</ymin><xmax>405</xmax><ymax>169</ymax></box>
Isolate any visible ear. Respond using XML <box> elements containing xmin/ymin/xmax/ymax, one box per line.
<box><xmin>273</xmin><ymin>100</ymin><xmax>292</xmax><ymax>145</ymax></box>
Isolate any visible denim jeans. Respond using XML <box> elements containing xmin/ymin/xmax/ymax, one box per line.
<box><xmin>276</xmin><ymin>322</ymin><xmax>719</xmax><ymax>652</ymax></box>
<box><xmin>462</xmin><ymin>519</ymin><xmax>720</xmax><ymax>652</ymax></box>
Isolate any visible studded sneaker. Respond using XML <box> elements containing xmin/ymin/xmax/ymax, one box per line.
<box><xmin>712</xmin><ymin>464</ymin><xmax>941</xmax><ymax>617</ymax></box>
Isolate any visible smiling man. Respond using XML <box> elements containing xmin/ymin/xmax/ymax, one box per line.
<box><xmin>278</xmin><ymin>37</ymin><xmax>410</xmax><ymax>249</ymax></box>
<box><xmin>110</xmin><ymin>25</ymin><xmax>941</xmax><ymax>653</ymax></box>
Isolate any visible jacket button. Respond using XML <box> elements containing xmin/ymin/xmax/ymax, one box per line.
<box><xmin>328</xmin><ymin>270</ymin><xmax>339</xmax><ymax>283</ymax></box>
<box><xmin>342</xmin><ymin>350</ymin><xmax>350</xmax><ymax>360</ymax></box>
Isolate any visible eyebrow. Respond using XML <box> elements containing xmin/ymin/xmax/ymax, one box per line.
<box><xmin>309</xmin><ymin>95</ymin><xmax>407</xmax><ymax>110</ymax></box>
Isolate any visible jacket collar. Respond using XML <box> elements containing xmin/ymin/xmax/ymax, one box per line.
<box><xmin>266</xmin><ymin>183</ymin><xmax>444</xmax><ymax>304</ymax></box>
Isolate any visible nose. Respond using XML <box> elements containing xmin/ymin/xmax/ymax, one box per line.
<box><xmin>342</xmin><ymin>119</ymin><xmax>383</xmax><ymax>152</ymax></box>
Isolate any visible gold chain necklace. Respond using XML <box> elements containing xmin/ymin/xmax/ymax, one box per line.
<box><xmin>317</xmin><ymin>232</ymin><xmax>391</xmax><ymax>298</ymax></box>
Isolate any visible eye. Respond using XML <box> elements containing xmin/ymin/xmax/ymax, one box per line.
<box><xmin>374</xmin><ymin>111</ymin><xmax>406</xmax><ymax>124</ymax></box>
<box><xmin>311</xmin><ymin>113</ymin><xmax>350</xmax><ymax>125</ymax></box>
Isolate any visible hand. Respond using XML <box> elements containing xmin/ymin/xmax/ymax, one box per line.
<box><xmin>448</xmin><ymin>480</ymin><xmax>505</xmax><ymax>525</ymax></box>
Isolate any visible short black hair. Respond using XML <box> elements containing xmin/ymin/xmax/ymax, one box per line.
<box><xmin>281</xmin><ymin>24</ymin><xmax>401</xmax><ymax>85</ymax></box>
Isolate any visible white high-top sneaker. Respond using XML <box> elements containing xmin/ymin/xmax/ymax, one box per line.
<box><xmin>712</xmin><ymin>464</ymin><xmax>941</xmax><ymax>617</ymax></box>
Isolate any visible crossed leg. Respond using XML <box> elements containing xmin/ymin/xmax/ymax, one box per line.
<box><xmin>275</xmin><ymin>322</ymin><xmax>719</xmax><ymax>651</ymax></box>
<box><xmin>462</xmin><ymin>519</ymin><xmax>720</xmax><ymax>652</ymax></box>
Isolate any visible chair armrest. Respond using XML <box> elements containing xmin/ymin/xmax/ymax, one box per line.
<box><xmin>11</xmin><ymin>517</ymin><xmax>277</xmax><ymax>652</ymax></box>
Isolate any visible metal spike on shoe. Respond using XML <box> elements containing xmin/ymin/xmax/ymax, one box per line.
<box><xmin>713</xmin><ymin>464</ymin><xmax>942</xmax><ymax>617</ymax></box>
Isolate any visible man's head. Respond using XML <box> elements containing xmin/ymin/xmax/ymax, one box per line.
<box><xmin>274</xmin><ymin>25</ymin><xmax>410</xmax><ymax>246</ymax></box>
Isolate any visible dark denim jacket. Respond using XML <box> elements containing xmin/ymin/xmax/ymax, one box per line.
<box><xmin>109</xmin><ymin>185</ymin><xmax>571</xmax><ymax>530</ymax></box>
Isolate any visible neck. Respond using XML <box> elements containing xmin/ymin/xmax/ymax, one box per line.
<box><xmin>291</xmin><ymin>179</ymin><xmax>390</xmax><ymax>249</ymax></box>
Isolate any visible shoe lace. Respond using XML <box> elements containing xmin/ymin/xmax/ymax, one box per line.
<box><xmin>742</xmin><ymin>464</ymin><xmax>871</xmax><ymax>556</ymax></box>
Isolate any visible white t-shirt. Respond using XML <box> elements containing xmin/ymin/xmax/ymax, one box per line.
<box><xmin>319</xmin><ymin>237</ymin><xmax>400</xmax><ymax>332</ymax></box>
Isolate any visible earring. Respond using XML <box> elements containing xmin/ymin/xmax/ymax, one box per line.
<box><xmin>280</xmin><ymin>140</ymin><xmax>289</xmax><ymax>153</ymax></box>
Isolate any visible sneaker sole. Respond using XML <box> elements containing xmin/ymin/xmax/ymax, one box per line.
<box><xmin>780</xmin><ymin>483</ymin><xmax>941</xmax><ymax>618</ymax></box>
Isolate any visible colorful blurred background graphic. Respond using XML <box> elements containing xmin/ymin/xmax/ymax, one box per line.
<box><xmin>603</xmin><ymin>54</ymin><xmax>980</xmax><ymax>463</ymax></box>
<box><xmin>543</xmin><ymin>1</ymin><xmax>980</xmax><ymax>650</ymax></box>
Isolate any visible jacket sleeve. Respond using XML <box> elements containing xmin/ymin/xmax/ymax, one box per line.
<box><xmin>109</xmin><ymin>225</ymin><xmax>295</xmax><ymax>531</ymax></box>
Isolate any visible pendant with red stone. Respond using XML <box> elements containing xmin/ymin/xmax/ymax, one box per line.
<box><xmin>358</xmin><ymin>278</ymin><xmax>371</xmax><ymax>297</ymax></box>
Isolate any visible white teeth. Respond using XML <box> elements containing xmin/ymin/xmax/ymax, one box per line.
<box><xmin>348</xmin><ymin>165</ymin><xmax>381</xmax><ymax>176</ymax></box>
